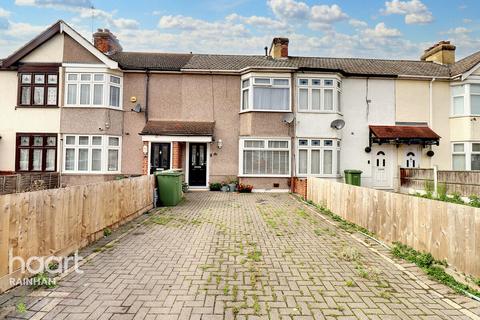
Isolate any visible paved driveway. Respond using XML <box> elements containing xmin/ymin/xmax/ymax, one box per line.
<box><xmin>5</xmin><ymin>192</ymin><xmax>480</xmax><ymax>319</ymax></box>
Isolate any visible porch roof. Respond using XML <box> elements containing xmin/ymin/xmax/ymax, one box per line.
<box><xmin>369</xmin><ymin>125</ymin><xmax>440</xmax><ymax>146</ymax></box>
<box><xmin>140</xmin><ymin>121</ymin><xmax>215</xmax><ymax>136</ymax></box>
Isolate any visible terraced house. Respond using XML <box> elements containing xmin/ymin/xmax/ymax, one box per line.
<box><xmin>1</xmin><ymin>20</ymin><xmax>480</xmax><ymax>191</ymax></box>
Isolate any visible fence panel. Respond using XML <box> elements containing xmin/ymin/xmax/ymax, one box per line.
<box><xmin>0</xmin><ymin>175</ymin><xmax>154</xmax><ymax>293</ymax></box>
<box><xmin>307</xmin><ymin>177</ymin><xmax>480</xmax><ymax>278</ymax></box>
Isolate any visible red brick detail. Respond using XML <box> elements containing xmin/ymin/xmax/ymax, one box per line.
<box><xmin>172</xmin><ymin>142</ymin><xmax>183</xmax><ymax>169</ymax></box>
<box><xmin>93</xmin><ymin>28</ymin><xmax>122</xmax><ymax>54</ymax></box>
<box><xmin>142</xmin><ymin>141</ymin><xmax>149</xmax><ymax>175</ymax></box>
<box><xmin>292</xmin><ymin>178</ymin><xmax>308</xmax><ymax>199</ymax></box>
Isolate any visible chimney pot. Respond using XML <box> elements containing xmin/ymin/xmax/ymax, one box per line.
<box><xmin>93</xmin><ymin>28</ymin><xmax>122</xmax><ymax>55</ymax></box>
<box><xmin>269</xmin><ymin>37</ymin><xmax>289</xmax><ymax>59</ymax></box>
<box><xmin>421</xmin><ymin>40</ymin><xmax>456</xmax><ymax>65</ymax></box>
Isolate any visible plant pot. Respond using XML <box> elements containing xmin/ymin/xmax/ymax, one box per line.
<box><xmin>228</xmin><ymin>183</ymin><xmax>237</xmax><ymax>192</ymax></box>
<box><xmin>221</xmin><ymin>185</ymin><xmax>229</xmax><ymax>192</ymax></box>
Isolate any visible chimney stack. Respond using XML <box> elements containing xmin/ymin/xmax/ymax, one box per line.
<box><xmin>269</xmin><ymin>37</ymin><xmax>289</xmax><ymax>59</ymax></box>
<box><xmin>420</xmin><ymin>41</ymin><xmax>456</xmax><ymax>65</ymax></box>
<box><xmin>93</xmin><ymin>28</ymin><xmax>122</xmax><ymax>55</ymax></box>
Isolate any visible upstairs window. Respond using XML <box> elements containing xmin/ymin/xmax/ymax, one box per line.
<box><xmin>297</xmin><ymin>78</ymin><xmax>342</xmax><ymax>112</ymax></box>
<box><xmin>241</xmin><ymin>77</ymin><xmax>291</xmax><ymax>112</ymax></box>
<box><xmin>451</xmin><ymin>83</ymin><xmax>480</xmax><ymax>116</ymax></box>
<box><xmin>65</xmin><ymin>72</ymin><xmax>122</xmax><ymax>109</ymax></box>
<box><xmin>18</xmin><ymin>68</ymin><xmax>58</xmax><ymax>107</ymax></box>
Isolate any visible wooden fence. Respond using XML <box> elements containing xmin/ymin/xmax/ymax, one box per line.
<box><xmin>0</xmin><ymin>173</ymin><xmax>60</xmax><ymax>195</ymax></box>
<box><xmin>400</xmin><ymin>168</ymin><xmax>480</xmax><ymax>196</ymax></box>
<box><xmin>307</xmin><ymin>177</ymin><xmax>480</xmax><ymax>278</ymax></box>
<box><xmin>0</xmin><ymin>175</ymin><xmax>154</xmax><ymax>293</ymax></box>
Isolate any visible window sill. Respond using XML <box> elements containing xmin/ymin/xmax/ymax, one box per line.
<box><xmin>239</xmin><ymin>109</ymin><xmax>292</xmax><ymax>114</ymax></box>
<box><xmin>238</xmin><ymin>174</ymin><xmax>291</xmax><ymax>178</ymax></box>
<box><xmin>63</xmin><ymin>105</ymin><xmax>123</xmax><ymax>111</ymax></box>
<box><xmin>297</xmin><ymin>110</ymin><xmax>342</xmax><ymax>115</ymax></box>
<box><xmin>16</xmin><ymin>105</ymin><xmax>59</xmax><ymax>109</ymax></box>
<box><xmin>62</xmin><ymin>171</ymin><xmax>121</xmax><ymax>175</ymax></box>
<box><xmin>449</xmin><ymin>115</ymin><xmax>480</xmax><ymax>119</ymax></box>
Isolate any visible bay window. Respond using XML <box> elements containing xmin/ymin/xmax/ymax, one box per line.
<box><xmin>241</xmin><ymin>76</ymin><xmax>291</xmax><ymax>112</ymax></box>
<box><xmin>297</xmin><ymin>138</ymin><xmax>341</xmax><ymax>177</ymax></box>
<box><xmin>451</xmin><ymin>83</ymin><xmax>480</xmax><ymax>116</ymax></box>
<box><xmin>16</xmin><ymin>133</ymin><xmax>57</xmax><ymax>172</ymax></box>
<box><xmin>65</xmin><ymin>72</ymin><xmax>122</xmax><ymax>109</ymax></box>
<box><xmin>240</xmin><ymin>138</ymin><xmax>290</xmax><ymax>176</ymax></box>
<box><xmin>297</xmin><ymin>77</ymin><xmax>342</xmax><ymax>112</ymax></box>
<box><xmin>63</xmin><ymin>135</ymin><xmax>121</xmax><ymax>173</ymax></box>
<box><xmin>452</xmin><ymin>142</ymin><xmax>480</xmax><ymax>171</ymax></box>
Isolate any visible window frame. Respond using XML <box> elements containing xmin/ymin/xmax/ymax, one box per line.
<box><xmin>450</xmin><ymin>82</ymin><xmax>480</xmax><ymax>117</ymax></box>
<box><xmin>65</xmin><ymin>71</ymin><xmax>123</xmax><ymax>110</ymax></box>
<box><xmin>450</xmin><ymin>142</ymin><xmax>480</xmax><ymax>171</ymax></box>
<box><xmin>296</xmin><ymin>138</ymin><xmax>341</xmax><ymax>177</ymax></box>
<box><xmin>296</xmin><ymin>77</ymin><xmax>342</xmax><ymax>113</ymax></box>
<box><xmin>240</xmin><ymin>75</ymin><xmax>292</xmax><ymax>113</ymax></box>
<box><xmin>62</xmin><ymin>135</ymin><xmax>122</xmax><ymax>174</ymax></box>
<box><xmin>17</xmin><ymin>65</ymin><xmax>59</xmax><ymax>108</ymax></box>
<box><xmin>15</xmin><ymin>133</ymin><xmax>58</xmax><ymax>172</ymax></box>
<box><xmin>238</xmin><ymin>138</ymin><xmax>291</xmax><ymax>177</ymax></box>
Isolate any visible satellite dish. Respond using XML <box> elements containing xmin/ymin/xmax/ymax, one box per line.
<box><xmin>282</xmin><ymin>113</ymin><xmax>295</xmax><ymax>124</ymax></box>
<box><xmin>131</xmin><ymin>104</ymin><xmax>142</xmax><ymax>113</ymax></box>
<box><xmin>330</xmin><ymin>119</ymin><xmax>345</xmax><ymax>130</ymax></box>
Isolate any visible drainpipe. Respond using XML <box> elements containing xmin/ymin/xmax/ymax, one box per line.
<box><xmin>145</xmin><ymin>69</ymin><xmax>150</xmax><ymax>123</ymax></box>
<box><xmin>290</xmin><ymin>71</ymin><xmax>296</xmax><ymax>192</ymax></box>
<box><xmin>429</xmin><ymin>77</ymin><xmax>436</xmax><ymax>127</ymax></box>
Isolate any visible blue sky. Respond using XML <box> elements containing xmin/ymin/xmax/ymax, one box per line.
<box><xmin>0</xmin><ymin>0</ymin><xmax>479</xmax><ymax>60</ymax></box>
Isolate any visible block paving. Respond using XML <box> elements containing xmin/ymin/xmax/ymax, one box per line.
<box><xmin>4</xmin><ymin>192</ymin><xmax>480</xmax><ymax>319</ymax></box>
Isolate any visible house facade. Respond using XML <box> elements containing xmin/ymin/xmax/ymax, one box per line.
<box><xmin>1</xmin><ymin>21</ymin><xmax>480</xmax><ymax>192</ymax></box>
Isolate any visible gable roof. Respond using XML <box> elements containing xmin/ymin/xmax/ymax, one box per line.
<box><xmin>1</xmin><ymin>20</ymin><xmax>118</xmax><ymax>69</ymax></box>
<box><xmin>449</xmin><ymin>51</ymin><xmax>480</xmax><ymax>78</ymax></box>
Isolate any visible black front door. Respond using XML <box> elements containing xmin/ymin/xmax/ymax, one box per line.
<box><xmin>150</xmin><ymin>143</ymin><xmax>170</xmax><ymax>174</ymax></box>
<box><xmin>189</xmin><ymin>143</ymin><xmax>207</xmax><ymax>186</ymax></box>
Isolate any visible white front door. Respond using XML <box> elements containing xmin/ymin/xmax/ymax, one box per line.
<box><xmin>373</xmin><ymin>147</ymin><xmax>391</xmax><ymax>189</ymax></box>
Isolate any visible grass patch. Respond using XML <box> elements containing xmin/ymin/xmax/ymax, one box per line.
<box><xmin>247</xmin><ymin>250</ymin><xmax>262</xmax><ymax>262</ymax></box>
<box><xmin>16</xmin><ymin>302</ymin><xmax>27</xmax><ymax>314</ymax></box>
<box><xmin>391</xmin><ymin>242</ymin><xmax>480</xmax><ymax>297</ymax></box>
<box><xmin>103</xmin><ymin>227</ymin><xmax>112</xmax><ymax>237</ymax></box>
<box><xmin>150</xmin><ymin>215</ymin><xmax>174</xmax><ymax>225</ymax></box>
<box><xmin>345</xmin><ymin>279</ymin><xmax>356</xmax><ymax>287</ymax></box>
<box><xmin>337</xmin><ymin>247</ymin><xmax>361</xmax><ymax>262</ymax></box>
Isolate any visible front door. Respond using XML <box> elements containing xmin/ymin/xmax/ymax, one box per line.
<box><xmin>189</xmin><ymin>143</ymin><xmax>207</xmax><ymax>186</ymax></box>
<box><xmin>150</xmin><ymin>143</ymin><xmax>170</xmax><ymax>174</ymax></box>
<box><xmin>373</xmin><ymin>148</ymin><xmax>391</xmax><ymax>188</ymax></box>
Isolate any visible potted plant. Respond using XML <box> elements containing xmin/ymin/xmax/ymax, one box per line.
<box><xmin>237</xmin><ymin>183</ymin><xmax>253</xmax><ymax>193</ymax></box>
<box><xmin>221</xmin><ymin>182</ymin><xmax>229</xmax><ymax>192</ymax></box>
<box><xmin>228</xmin><ymin>178</ymin><xmax>238</xmax><ymax>192</ymax></box>
<box><xmin>209</xmin><ymin>182</ymin><xmax>222</xmax><ymax>191</ymax></box>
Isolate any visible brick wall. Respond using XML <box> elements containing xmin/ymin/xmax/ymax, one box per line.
<box><xmin>142</xmin><ymin>141</ymin><xmax>148</xmax><ymax>175</ymax></box>
<box><xmin>172</xmin><ymin>142</ymin><xmax>183</xmax><ymax>169</ymax></box>
<box><xmin>292</xmin><ymin>177</ymin><xmax>308</xmax><ymax>199</ymax></box>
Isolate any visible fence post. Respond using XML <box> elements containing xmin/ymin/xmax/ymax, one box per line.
<box><xmin>433</xmin><ymin>165</ymin><xmax>438</xmax><ymax>197</ymax></box>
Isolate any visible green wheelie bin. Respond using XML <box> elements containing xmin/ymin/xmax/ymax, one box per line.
<box><xmin>155</xmin><ymin>170</ymin><xmax>183</xmax><ymax>206</ymax></box>
<box><xmin>344</xmin><ymin>170</ymin><xmax>362</xmax><ymax>186</ymax></box>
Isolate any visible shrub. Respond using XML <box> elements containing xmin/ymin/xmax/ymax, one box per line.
<box><xmin>237</xmin><ymin>183</ymin><xmax>253</xmax><ymax>193</ymax></box>
<box><xmin>209</xmin><ymin>182</ymin><xmax>222</xmax><ymax>191</ymax></box>
<box><xmin>469</xmin><ymin>195</ymin><xmax>480</xmax><ymax>208</ymax></box>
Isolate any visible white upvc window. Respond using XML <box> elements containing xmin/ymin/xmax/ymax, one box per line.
<box><xmin>297</xmin><ymin>78</ymin><xmax>342</xmax><ymax>113</ymax></box>
<box><xmin>65</xmin><ymin>72</ymin><xmax>123</xmax><ymax>109</ymax></box>
<box><xmin>240</xmin><ymin>76</ymin><xmax>291</xmax><ymax>112</ymax></box>
<box><xmin>451</xmin><ymin>142</ymin><xmax>480</xmax><ymax>171</ymax></box>
<box><xmin>239</xmin><ymin>138</ymin><xmax>290</xmax><ymax>177</ymax></box>
<box><xmin>451</xmin><ymin>83</ymin><xmax>480</xmax><ymax>116</ymax></box>
<box><xmin>63</xmin><ymin>135</ymin><xmax>121</xmax><ymax>174</ymax></box>
<box><xmin>297</xmin><ymin>138</ymin><xmax>341</xmax><ymax>177</ymax></box>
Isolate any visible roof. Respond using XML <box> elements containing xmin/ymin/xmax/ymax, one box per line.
<box><xmin>369</xmin><ymin>125</ymin><xmax>440</xmax><ymax>139</ymax></box>
<box><xmin>140</xmin><ymin>121</ymin><xmax>215</xmax><ymax>136</ymax></box>
<box><xmin>449</xmin><ymin>51</ymin><xmax>480</xmax><ymax>77</ymax></box>
<box><xmin>108</xmin><ymin>52</ymin><xmax>452</xmax><ymax>77</ymax></box>
<box><xmin>109</xmin><ymin>52</ymin><xmax>193</xmax><ymax>71</ymax></box>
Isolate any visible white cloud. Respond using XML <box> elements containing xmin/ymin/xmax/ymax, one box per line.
<box><xmin>442</xmin><ymin>27</ymin><xmax>471</xmax><ymax>35</ymax></box>
<box><xmin>310</xmin><ymin>4</ymin><xmax>348</xmax><ymax>24</ymax></box>
<box><xmin>363</xmin><ymin>22</ymin><xmax>402</xmax><ymax>38</ymax></box>
<box><xmin>267</xmin><ymin>0</ymin><xmax>309</xmax><ymax>20</ymax></box>
<box><xmin>383</xmin><ymin>0</ymin><xmax>433</xmax><ymax>24</ymax></box>
<box><xmin>226</xmin><ymin>13</ymin><xmax>288</xmax><ymax>30</ymax></box>
<box><xmin>158</xmin><ymin>15</ymin><xmax>249</xmax><ymax>38</ymax></box>
<box><xmin>462</xmin><ymin>18</ymin><xmax>472</xmax><ymax>24</ymax></box>
<box><xmin>0</xmin><ymin>7</ymin><xmax>11</xmax><ymax>17</ymax></box>
<box><xmin>15</xmin><ymin>0</ymin><xmax>92</xmax><ymax>8</ymax></box>
<box><xmin>349</xmin><ymin>19</ymin><xmax>368</xmax><ymax>28</ymax></box>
